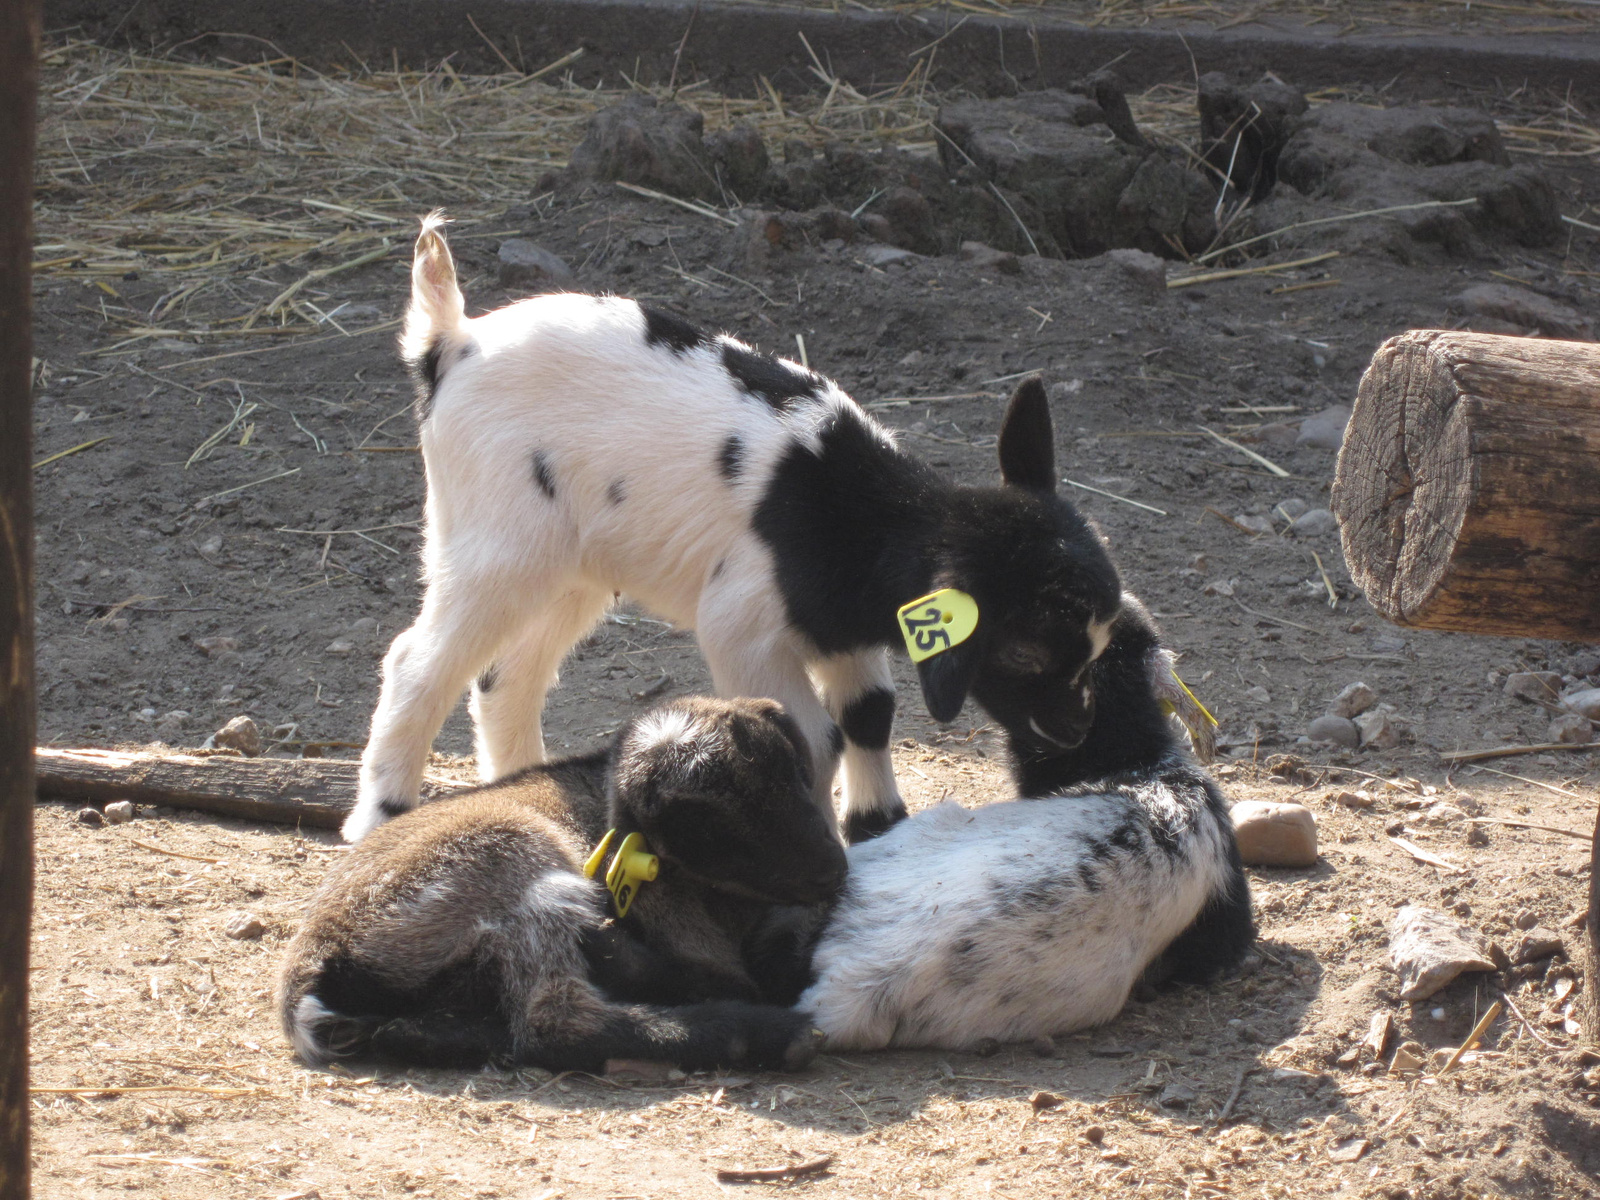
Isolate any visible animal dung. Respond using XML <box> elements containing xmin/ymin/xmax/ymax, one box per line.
<box><xmin>1387</xmin><ymin>904</ymin><xmax>1496</xmax><ymax>1001</ymax></box>
<box><xmin>1230</xmin><ymin>800</ymin><xmax>1317</xmax><ymax>868</ymax></box>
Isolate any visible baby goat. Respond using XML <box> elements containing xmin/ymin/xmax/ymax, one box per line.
<box><xmin>753</xmin><ymin>599</ymin><xmax>1255</xmax><ymax>1050</ymax></box>
<box><xmin>279</xmin><ymin>697</ymin><xmax>846</xmax><ymax>1073</ymax></box>
<box><xmin>342</xmin><ymin>213</ymin><xmax>1123</xmax><ymax>845</ymax></box>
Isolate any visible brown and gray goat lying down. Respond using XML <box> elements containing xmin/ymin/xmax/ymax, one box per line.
<box><xmin>278</xmin><ymin>697</ymin><xmax>846</xmax><ymax>1073</ymax></box>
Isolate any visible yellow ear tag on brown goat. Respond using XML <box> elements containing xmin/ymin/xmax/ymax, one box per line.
<box><xmin>897</xmin><ymin>588</ymin><xmax>980</xmax><ymax>663</ymax></box>
<box><xmin>603</xmin><ymin>832</ymin><xmax>659</xmax><ymax>919</ymax></box>
<box><xmin>583</xmin><ymin>829</ymin><xmax>616</xmax><ymax>880</ymax></box>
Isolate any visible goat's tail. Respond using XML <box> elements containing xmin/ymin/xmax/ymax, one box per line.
<box><xmin>401</xmin><ymin>210</ymin><xmax>468</xmax><ymax>404</ymax></box>
<box><xmin>276</xmin><ymin>936</ymin><xmax>383</xmax><ymax>1066</ymax></box>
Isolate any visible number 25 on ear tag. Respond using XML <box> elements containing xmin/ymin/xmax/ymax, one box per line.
<box><xmin>897</xmin><ymin>588</ymin><xmax>980</xmax><ymax>663</ymax></box>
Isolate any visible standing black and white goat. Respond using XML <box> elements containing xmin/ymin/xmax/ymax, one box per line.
<box><xmin>751</xmin><ymin>600</ymin><xmax>1255</xmax><ymax>1050</ymax></box>
<box><xmin>342</xmin><ymin>213</ymin><xmax>1123</xmax><ymax>846</ymax></box>
<box><xmin>280</xmin><ymin>697</ymin><xmax>846</xmax><ymax>1072</ymax></box>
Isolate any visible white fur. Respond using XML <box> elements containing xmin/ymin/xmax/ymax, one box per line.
<box><xmin>288</xmin><ymin>995</ymin><xmax>340</xmax><ymax>1066</ymax></box>
<box><xmin>796</xmin><ymin>760</ymin><xmax>1234</xmax><ymax>1050</ymax></box>
<box><xmin>344</xmin><ymin>273</ymin><xmax>899</xmax><ymax>842</ymax></box>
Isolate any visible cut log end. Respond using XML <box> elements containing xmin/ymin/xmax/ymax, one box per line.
<box><xmin>1332</xmin><ymin>330</ymin><xmax>1600</xmax><ymax>641</ymax></box>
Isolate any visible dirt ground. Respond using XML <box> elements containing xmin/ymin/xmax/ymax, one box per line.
<box><xmin>23</xmin><ymin>33</ymin><xmax>1600</xmax><ymax>1200</ymax></box>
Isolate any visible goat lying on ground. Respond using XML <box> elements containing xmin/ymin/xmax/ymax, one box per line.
<box><xmin>343</xmin><ymin>212</ymin><xmax>1124</xmax><ymax>846</ymax></box>
<box><xmin>751</xmin><ymin>599</ymin><xmax>1255</xmax><ymax>1050</ymax></box>
<box><xmin>280</xmin><ymin>697</ymin><xmax>846</xmax><ymax>1072</ymax></box>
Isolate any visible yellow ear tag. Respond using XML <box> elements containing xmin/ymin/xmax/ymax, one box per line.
<box><xmin>582</xmin><ymin>829</ymin><xmax>617</xmax><ymax>880</ymax></box>
<box><xmin>603</xmin><ymin>832</ymin><xmax>659</xmax><ymax>919</ymax></box>
<box><xmin>896</xmin><ymin>588</ymin><xmax>980</xmax><ymax>663</ymax></box>
<box><xmin>1160</xmin><ymin>671</ymin><xmax>1219</xmax><ymax>731</ymax></box>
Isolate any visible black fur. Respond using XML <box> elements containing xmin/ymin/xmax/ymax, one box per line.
<box><xmin>839</xmin><ymin>687</ymin><xmax>896</xmax><ymax>751</ymax></box>
<box><xmin>607</xmin><ymin>479</ymin><xmax>627</xmax><ymax>506</ymax></box>
<box><xmin>842</xmin><ymin>802</ymin><xmax>908</xmax><ymax>846</ymax></box>
<box><xmin>641</xmin><ymin>305</ymin><xmax>709</xmax><ymax>355</ymax></box>
<box><xmin>377</xmin><ymin>797</ymin><xmax>410</xmax><ymax>819</ymax></box>
<box><xmin>827</xmin><ymin>723</ymin><xmax>845</xmax><ymax>759</ymax></box>
<box><xmin>721</xmin><ymin>343</ymin><xmax>820</xmax><ymax>412</ymax></box>
<box><xmin>408</xmin><ymin>337</ymin><xmax>444</xmax><ymax>422</ymax></box>
<box><xmin>718</xmin><ymin>434</ymin><xmax>744</xmax><ymax>481</ymax></box>
<box><xmin>532</xmin><ymin>450</ymin><xmax>557</xmax><ymax>500</ymax></box>
<box><xmin>476</xmin><ymin>664</ymin><xmax>498</xmax><ymax>693</ymax></box>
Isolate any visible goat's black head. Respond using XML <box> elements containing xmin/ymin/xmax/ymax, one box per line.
<box><xmin>916</xmin><ymin>378</ymin><xmax>1123</xmax><ymax>750</ymax></box>
<box><xmin>610</xmin><ymin>697</ymin><xmax>847</xmax><ymax>904</ymax></box>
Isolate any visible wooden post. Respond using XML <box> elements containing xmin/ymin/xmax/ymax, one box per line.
<box><xmin>1332</xmin><ymin>328</ymin><xmax>1600</xmax><ymax>1047</ymax></box>
<box><xmin>1331</xmin><ymin>330</ymin><xmax>1600</xmax><ymax>640</ymax></box>
<box><xmin>0</xmin><ymin>0</ymin><xmax>40</xmax><ymax>1195</ymax></box>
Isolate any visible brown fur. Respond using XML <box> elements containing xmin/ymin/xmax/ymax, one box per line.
<box><xmin>278</xmin><ymin>698</ymin><xmax>845</xmax><ymax>1073</ymax></box>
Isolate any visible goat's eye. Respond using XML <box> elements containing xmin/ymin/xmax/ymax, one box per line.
<box><xmin>998</xmin><ymin>642</ymin><xmax>1051</xmax><ymax>674</ymax></box>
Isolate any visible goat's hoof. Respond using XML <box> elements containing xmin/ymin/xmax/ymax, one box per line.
<box><xmin>783</xmin><ymin>1025</ymin><xmax>827</xmax><ymax>1072</ymax></box>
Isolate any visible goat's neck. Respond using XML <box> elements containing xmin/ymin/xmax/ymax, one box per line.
<box><xmin>1009</xmin><ymin>685</ymin><xmax>1178</xmax><ymax>796</ymax></box>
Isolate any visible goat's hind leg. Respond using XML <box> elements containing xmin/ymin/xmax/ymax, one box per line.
<box><xmin>815</xmin><ymin>648</ymin><xmax>907</xmax><ymax>844</ymax></box>
<box><xmin>346</xmin><ymin>571</ymin><xmax>535</xmax><ymax>842</ymax></box>
<box><xmin>469</xmin><ymin>584</ymin><xmax>613</xmax><ymax>783</ymax></box>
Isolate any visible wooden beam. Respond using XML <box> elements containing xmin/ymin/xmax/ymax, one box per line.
<box><xmin>0</xmin><ymin>0</ymin><xmax>41</xmax><ymax>1195</ymax></box>
<box><xmin>34</xmin><ymin>749</ymin><xmax>469</xmax><ymax>830</ymax></box>
<box><xmin>1331</xmin><ymin>330</ymin><xmax>1600</xmax><ymax>640</ymax></box>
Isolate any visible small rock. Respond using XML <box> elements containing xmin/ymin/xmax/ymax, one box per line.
<box><xmin>1562</xmin><ymin>687</ymin><xmax>1600</xmax><ymax>720</ymax></box>
<box><xmin>1254</xmin><ymin>422</ymin><xmax>1300</xmax><ymax>449</ymax></box>
<box><xmin>1388</xmin><ymin>904</ymin><xmax>1496</xmax><ymax>1000</ymax></box>
<box><xmin>1354</xmin><ymin>708</ymin><xmax>1401</xmax><ymax>749</ymax></box>
<box><xmin>1332</xmin><ymin>788</ymin><xmax>1373</xmax><ymax>809</ymax></box>
<box><xmin>348</xmin><ymin>616</ymin><xmax>380</xmax><ymax>639</ymax></box>
<box><xmin>1332</xmin><ymin>681</ymin><xmax>1378</xmax><ymax>719</ymax></box>
<box><xmin>1464</xmin><ymin>824</ymin><xmax>1490</xmax><ymax>847</ymax></box>
<box><xmin>1389</xmin><ymin>1041</ymin><xmax>1427</xmax><ymax>1074</ymax></box>
<box><xmin>1514</xmin><ymin>927</ymin><xmax>1565</xmax><ymax>965</ymax></box>
<box><xmin>193</xmin><ymin>635</ymin><xmax>238</xmax><ymax>657</ymax></box>
<box><xmin>1029</xmin><ymin>1089</ymin><xmax>1064</xmax><ymax>1112</ymax></box>
<box><xmin>198</xmin><ymin>533</ymin><xmax>223</xmax><ymax>556</ymax></box>
<box><xmin>859</xmin><ymin>244</ymin><xmax>917</xmax><ymax>267</ymax></box>
<box><xmin>1295</xmin><ymin>404</ymin><xmax>1352</xmax><ymax>450</ymax></box>
<box><xmin>1202</xmin><ymin>578</ymin><xmax>1235</xmax><ymax>597</ymax></box>
<box><xmin>155</xmin><ymin>710</ymin><xmax>190</xmax><ymax>736</ymax></box>
<box><xmin>1158</xmin><ymin>1080</ymin><xmax>1197</xmax><ymax>1108</ymax></box>
<box><xmin>1244</xmin><ymin>685</ymin><xmax>1271</xmax><ymax>704</ymax></box>
<box><xmin>1082</xmin><ymin>1125</ymin><xmax>1106</xmax><ymax>1144</ymax></box>
<box><xmin>959</xmin><ymin>240</ymin><xmax>1023</xmax><ymax>275</ymax></box>
<box><xmin>324</xmin><ymin>638</ymin><xmax>356</xmax><ymax>656</ymax></box>
<box><xmin>1288</xmin><ymin>508</ymin><xmax>1338</xmax><ymax>538</ymax></box>
<box><xmin>223</xmin><ymin>911</ymin><xmax>266</xmax><ymax>940</ymax></box>
<box><xmin>1308</xmin><ymin>715</ymin><xmax>1361</xmax><ymax>749</ymax></box>
<box><xmin>1449</xmin><ymin>283</ymin><xmax>1595</xmax><ymax>341</ymax></box>
<box><xmin>213</xmin><ymin>715</ymin><xmax>262</xmax><ymax>757</ymax></box>
<box><xmin>1104</xmin><ymin>247</ymin><xmax>1167</xmax><ymax>300</ymax></box>
<box><xmin>76</xmin><ymin>806</ymin><xmax>104</xmax><ymax>827</ymax></box>
<box><xmin>103</xmin><ymin>800</ymin><xmax>134</xmax><ymax>824</ymax></box>
<box><xmin>1328</xmin><ymin>1136</ymin><xmax>1371</xmax><ymax>1163</ymax></box>
<box><xmin>1424</xmin><ymin>803</ymin><xmax>1468</xmax><ymax>826</ymax></box>
<box><xmin>1549</xmin><ymin>713</ymin><xmax>1593</xmax><ymax>744</ymax></box>
<box><xmin>1515</xmin><ymin>909</ymin><xmax>1539</xmax><ymax>931</ymax></box>
<box><xmin>497</xmin><ymin>240</ymin><xmax>575</xmax><ymax>291</ymax></box>
<box><xmin>1233</xmin><ymin>514</ymin><xmax>1274</xmax><ymax>535</ymax></box>
<box><xmin>1503</xmin><ymin>670</ymin><xmax>1563</xmax><ymax>703</ymax></box>
<box><xmin>1363</xmin><ymin>1010</ymin><xmax>1393</xmax><ymax>1059</ymax></box>
<box><xmin>1273</xmin><ymin>498</ymin><xmax>1310</xmax><ymax>522</ymax></box>
<box><xmin>1231</xmin><ymin>800</ymin><xmax>1318</xmax><ymax>867</ymax></box>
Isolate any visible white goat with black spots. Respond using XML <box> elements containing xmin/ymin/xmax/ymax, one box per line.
<box><xmin>344</xmin><ymin>213</ymin><xmax>1124</xmax><ymax>846</ymax></box>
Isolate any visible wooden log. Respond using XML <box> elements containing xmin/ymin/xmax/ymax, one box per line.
<box><xmin>0</xmin><ymin>0</ymin><xmax>41</xmax><ymax>1195</ymax></box>
<box><xmin>1331</xmin><ymin>330</ymin><xmax>1600</xmax><ymax>641</ymax></box>
<box><xmin>34</xmin><ymin>749</ymin><xmax>469</xmax><ymax>830</ymax></box>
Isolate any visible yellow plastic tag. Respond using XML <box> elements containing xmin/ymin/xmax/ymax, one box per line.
<box><xmin>603</xmin><ymin>832</ymin><xmax>659</xmax><ymax>919</ymax></box>
<box><xmin>896</xmin><ymin>588</ymin><xmax>980</xmax><ymax>663</ymax></box>
<box><xmin>582</xmin><ymin>829</ymin><xmax>616</xmax><ymax>880</ymax></box>
<box><xmin>1159</xmin><ymin>671</ymin><xmax>1219</xmax><ymax>730</ymax></box>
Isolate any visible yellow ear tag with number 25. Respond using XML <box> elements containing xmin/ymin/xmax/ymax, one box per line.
<box><xmin>897</xmin><ymin>588</ymin><xmax>981</xmax><ymax>663</ymax></box>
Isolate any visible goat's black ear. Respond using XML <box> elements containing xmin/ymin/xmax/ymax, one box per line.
<box><xmin>997</xmin><ymin>378</ymin><xmax>1056</xmax><ymax>492</ymax></box>
<box><xmin>915</xmin><ymin>640</ymin><xmax>982</xmax><ymax>724</ymax></box>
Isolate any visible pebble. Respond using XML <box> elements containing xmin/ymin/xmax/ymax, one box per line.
<box><xmin>1082</xmin><ymin>1125</ymin><xmax>1106</xmax><ymax>1144</ymax></box>
<box><xmin>1562</xmin><ymin>687</ymin><xmax>1600</xmax><ymax>720</ymax></box>
<box><xmin>1158</xmin><ymin>1081</ymin><xmax>1197</xmax><ymax>1107</ymax></box>
<box><xmin>1515</xmin><ymin>909</ymin><xmax>1539</xmax><ymax>931</ymax></box>
<box><xmin>1307</xmin><ymin>715</ymin><xmax>1360</xmax><ymax>748</ymax></box>
<box><xmin>1514</xmin><ymin>927</ymin><xmax>1565</xmax><ymax>965</ymax></box>
<box><xmin>1464</xmin><ymin>825</ymin><xmax>1490</xmax><ymax>847</ymax></box>
<box><xmin>1424</xmin><ymin>803</ymin><xmax>1468</xmax><ymax>826</ymax></box>
<box><xmin>1503</xmin><ymin>671</ymin><xmax>1563</xmax><ymax>703</ymax></box>
<box><xmin>1548</xmin><ymin>714</ymin><xmax>1593</xmax><ymax>744</ymax></box>
<box><xmin>1233</xmin><ymin>514</ymin><xmax>1274</xmax><ymax>535</ymax></box>
<box><xmin>1104</xmin><ymin>247</ymin><xmax>1167</xmax><ymax>300</ymax></box>
<box><xmin>155</xmin><ymin>710</ymin><xmax>190</xmax><ymax>736</ymax></box>
<box><xmin>1332</xmin><ymin>681</ymin><xmax>1377</xmax><ymax>719</ymax></box>
<box><xmin>1273</xmin><ymin>498</ymin><xmax>1310</xmax><ymax>522</ymax></box>
<box><xmin>1388</xmin><ymin>904</ymin><xmax>1496</xmax><ymax>1000</ymax></box>
<box><xmin>198</xmin><ymin>533</ymin><xmax>223</xmax><ymax>556</ymax></box>
<box><xmin>496</xmin><ymin>239</ymin><xmax>575</xmax><ymax>290</ymax></box>
<box><xmin>1353</xmin><ymin>708</ymin><xmax>1401</xmax><ymax>749</ymax></box>
<box><xmin>859</xmin><ymin>244</ymin><xmax>917</xmax><ymax>267</ymax></box>
<box><xmin>958</xmin><ymin>240</ymin><xmax>1023</xmax><ymax>276</ymax></box>
<box><xmin>1244</xmin><ymin>685</ymin><xmax>1271</xmax><ymax>704</ymax></box>
<box><xmin>348</xmin><ymin>616</ymin><xmax>380</xmax><ymax>639</ymax></box>
<box><xmin>1029</xmin><ymin>1089</ymin><xmax>1064</xmax><ymax>1112</ymax></box>
<box><xmin>324</xmin><ymin>638</ymin><xmax>356</xmax><ymax>656</ymax></box>
<box><xmin>1331</xmin><ymin>788</ymin><xmax>1373</xmax><ymax>809</ymax></box>
<box><xmin>1389</xmin><ymin>1042</ymin><xmax>1427</xmax><ymax>1074</ymax></box>
<box><xmin>1288</xmin><ymin>508</ymin><xmax>1338</xmax><ymax>538</ymax></box>
<box><xmin>1202</xmin><ymin>578</ymin><xmax>1235</xmax><ymax>597</ymax></box>
<box><xmin>193</xmin><ymin>635</ymin><xmax>238</xmax><ymax>657</ymax></box>
<box><xmin>1295</xmin><ymin>404</ymin><xmax>1351</xmax><ymax>450</ymax></box>
<box><xmin>223</xmin><ymin>911</ymin><xmax>267</xmax><ymax>940</ymax></box>
<box><xmin>103</xmin><ymin>800</ymin><xmax>134</xmax><ymax>824</ymax></box>
<box><xmin>76</xmin><ymin>806</ymin><xmax>103</xmax><ymax>827</ymax></box>
<box><xmin>213</xmin><ymin>714</ymin><xmax>263</xmax><ymax>757</ymax></box>
<box><xmin>1328</xmin><ymin>1136</ymin><xmax>1371</xmax><ymax>1163</ymax></box>
<box><xmin>1231</xmin><ymin>800</ymin><xmax>1318</xmax><ymax>867</ymax></box>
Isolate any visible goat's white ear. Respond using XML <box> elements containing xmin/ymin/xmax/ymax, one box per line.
<box><xmin>997</xmin><ymin>378</ymin><xmax>1056</xmax><ymax>491</ymax></box>
<box><xmin>915</xmin><ymin>640</ymin><xmax>982</xmax><ymax>724</ymax></box>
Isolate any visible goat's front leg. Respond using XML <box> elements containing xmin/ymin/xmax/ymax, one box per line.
<box><xmin>697</xmin><ymin>576</ymin><xmax>842</xmax><ymax>827</ymax></box>
<box><xmin>345</xmin><ymin>574</ymin><xmax>532</xmax><ymax>842</ymax></box>
<box><xmin>813</xmin><ymin>648</ymin><xmax>908</xmax><ymax>844</ymax></box>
